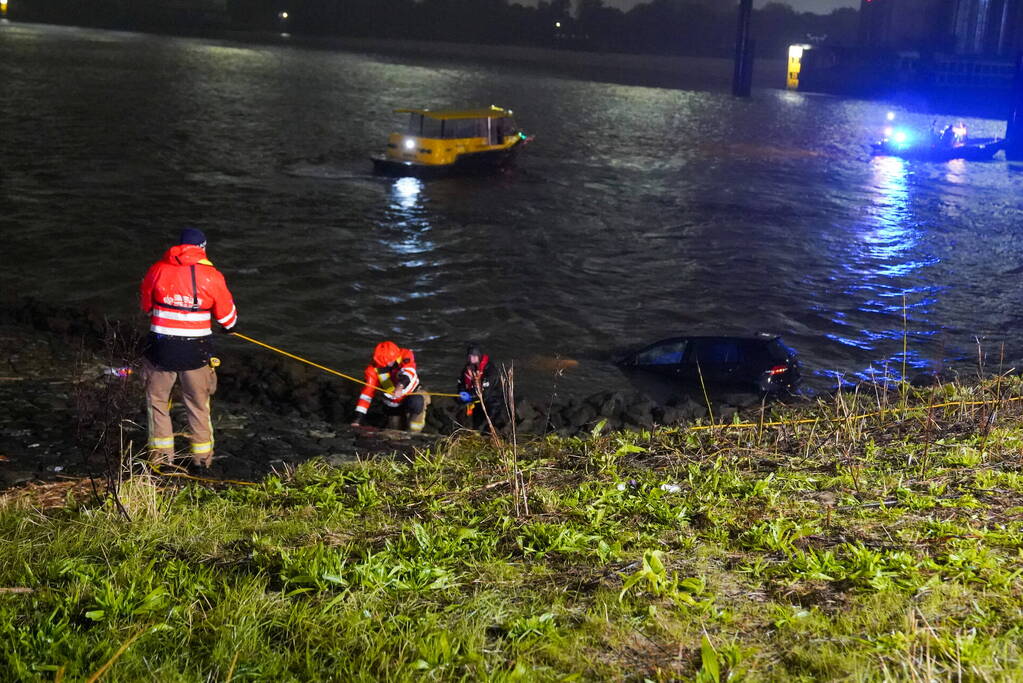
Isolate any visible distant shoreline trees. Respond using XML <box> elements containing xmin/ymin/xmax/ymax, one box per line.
<box><xmin>10</xmin><ymin>0</ymin><xmax>858</xmax><ymax>58</ymax></box>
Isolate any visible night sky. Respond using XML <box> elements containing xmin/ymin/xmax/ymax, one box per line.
<box><xmin>600</xmin><ymin>0</ymin><xmax>858</xmax><ymax>13</ymax></box>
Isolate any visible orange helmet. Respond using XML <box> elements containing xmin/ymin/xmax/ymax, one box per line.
<box><xmin>373</xmin><ymin>341</ymin><xmax>401</xmax><ymax>367</ymax></box>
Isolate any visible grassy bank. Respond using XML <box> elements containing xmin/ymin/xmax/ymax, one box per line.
<box><xmin>3</xmin><ymin>377</ymin><xmax>1023</xmax><ymax>681</ymax></box>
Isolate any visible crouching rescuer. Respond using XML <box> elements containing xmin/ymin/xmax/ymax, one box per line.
<box><xmin>351</xmin><ymin>341</ymin><xmax>429</xmax><ymax>432</ymax></box>
<box><xmin>139</xmin><ymin>228</ymin><xmax>238</xmax><ymax>468</ymax></box>
<box><xmin>457</xmin><ymin>342</ymin><xmax>507</xmax><ymax>434</ymax></box>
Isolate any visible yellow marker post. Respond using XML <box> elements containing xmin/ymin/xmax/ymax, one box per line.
<box><xmin>787</xmin><ymin>44</ymin><xmax>811</xmax><ymax>90</ymax></box>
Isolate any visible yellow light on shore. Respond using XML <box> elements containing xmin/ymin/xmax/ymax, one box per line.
<box><xmin>1</xmin><ymin>0</ymin><xmax>8</xmax><ymax>17</ymax></box>
<box><xmin>786</xmin><ymin>43</ymin><xmax>811</xmax><ymax>90</ymax></box>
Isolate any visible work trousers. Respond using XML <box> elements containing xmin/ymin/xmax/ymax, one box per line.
<box><xmin>143</xmin><ymin>358</ymin><xmax>217</xmax><ymax>466</ymax></box>
<box><xmin>470</xmin><ymin>395</ymin><xmax>507</xmax><ymax>434</ymax></box>
<box><xmin>385</xmin><ymin>392</ymin><xmax>430</xmax><ymax>432</ymax></box>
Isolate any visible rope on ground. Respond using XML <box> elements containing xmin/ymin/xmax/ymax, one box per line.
<box><xmin>687</xmin><ymin>395</ymin><xmax>1023</xmax><ymax>433</ymax></box>
<box><xmin>232</xmin><ymin>333</ymin><xmax>462</xmax><ymax>398</ymax></box>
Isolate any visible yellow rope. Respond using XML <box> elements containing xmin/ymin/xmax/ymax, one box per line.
<box><xmin>687</xmin><ymin>396</ymin><xmax>1023</xmax><ymax>432</ymax></box>
<box><xmin>231</xmin><ymin>333</ymin><xmax>462</xmax><ymax>398</ymax></box>
<box><xmin>147</xmin><ymin>393</ymin><xmax>1022</xmax><ymax>488</ymax></box>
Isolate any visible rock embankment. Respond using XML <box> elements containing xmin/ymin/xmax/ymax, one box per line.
<box><xmin>0</xmin><ymin>300</ymin><xmax>760</xmax><ymax>489</ymax></box>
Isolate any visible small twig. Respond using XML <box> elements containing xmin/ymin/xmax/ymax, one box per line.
<box><xmin>225</xmin><ymin>651</ymin><xmax>241</xmax><ymax>683</ymax></box>
<box><xmin>84</xmin><ymin>623</ymin><xmax>149</xmax><ymax>683</ymax></box>
<box><xmin>0</xmin><ymin>587</ymin><xmax>34</xmax><ymax>594</ymax></box>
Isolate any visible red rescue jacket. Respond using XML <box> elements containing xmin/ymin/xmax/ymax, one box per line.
<box><xmin>355</xmin><ymin>348</ymin><xmax>420</xmax><ymax>415</ymax></box>
<box><xmin>140</xmin><ymin>245</ymin><xmax>237</xmax><ymax>337</ymax></box>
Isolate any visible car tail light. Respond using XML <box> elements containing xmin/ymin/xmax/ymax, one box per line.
<box><xmin>767</xmin><ymin>365</ymin><xmax>788</xmax><ymax>376</ymax></box>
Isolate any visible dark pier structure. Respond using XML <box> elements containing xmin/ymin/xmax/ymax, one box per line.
<box><xmin>732</xmin><ymin>0</ymin><xmax>755</xmax><ymax>98</ymax></box>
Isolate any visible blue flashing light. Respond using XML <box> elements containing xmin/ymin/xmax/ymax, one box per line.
<box><xmin>893</xmin><ymin>129</ymin><xmax>910</xmax><ymax>146</ymax></box>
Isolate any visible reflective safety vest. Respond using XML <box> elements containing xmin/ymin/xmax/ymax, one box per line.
<box><xmin>140</xmin><ymin>244</ymin><xmax>238</xmax><ymax>337</ymax></box>
<box><xmin>355</xmin><ymin>349</ymin><xmax>420</xmax><ymax>414</ymax></box>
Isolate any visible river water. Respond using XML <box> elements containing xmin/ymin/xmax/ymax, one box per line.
<box><xmin>3</xmin><ymin>23</ymin><xmax>1023</xmax><ymax>399</ymax></box>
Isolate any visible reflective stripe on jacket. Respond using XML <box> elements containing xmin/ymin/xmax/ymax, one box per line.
<box><xmin>355</xmin><ymin>349</ymin><xmax>420</xmax><ymax>414</ymax></box>
<box><xmin>140</xmin><ymin>244</ymin><xmax>237</xmax><ymax>337</ymax></box>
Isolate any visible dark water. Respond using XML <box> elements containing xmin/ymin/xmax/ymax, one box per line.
<box><xmin>3</xmin><ymin>23</ymin><xmax>1023</xmax><ymax>399</ymax></box>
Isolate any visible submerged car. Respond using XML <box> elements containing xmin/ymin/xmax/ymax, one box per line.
<box><xmin>371</xmin><ymin>106</ymin><xmax>531</xmax><ymax>177</ymax></box>
<box><xmin>615</xmin><ymin>334</ymin><xmax>800</xmax><ymax>395</ymax></box>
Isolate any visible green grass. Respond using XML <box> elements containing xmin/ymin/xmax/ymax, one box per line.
<box><xmin>4</xmin><ymin>378</ymin><xmax>1023</xmax><ymax>681</ymax></box>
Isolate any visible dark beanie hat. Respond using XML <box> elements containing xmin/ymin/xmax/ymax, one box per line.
<box><xmin>179</xmin><ymin>227</ymin><xmax>207</xmax><ymax>246</ymax></box>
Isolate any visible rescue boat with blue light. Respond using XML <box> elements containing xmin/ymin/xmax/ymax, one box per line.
<box><xmin>870</xmin><ymin>113</ymin><xmax>1004</xmax><ymax>161</ymax></box>
<box><xmin>871</xmin><ymin>136</ymin><xmax>1005</xmax><ymax>161</ymax></box>
<box><xmin>371</xmin><ymin>106</ymin><xmax>532</xmax><ymax>177</ymax></box>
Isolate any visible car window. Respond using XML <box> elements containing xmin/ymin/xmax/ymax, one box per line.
<box><xmin>689</xmin><ymin>340</ymin><xmax>742</xmax><ymax>365</ymax></box>
<box><xmin>634</xmin><ymin>340</ymin><xmax>687</xmax><ymax>365</ymax></box>
<box><xmin>767</xmin><ymin>339</ymin><xmax>795</xmax><ymax>362</ymax></box>
<box><xmin>742</xmin><ymin>341</ymin><xmax>772</xmax><ymax>364</ymax></box>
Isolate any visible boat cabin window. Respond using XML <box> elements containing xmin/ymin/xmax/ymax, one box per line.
<box><xmin>405</xmin><ymin>114</ymin><xmax>443</xmax><ymax>138</ymax></box>
<box><xmin>494</xmin><ymin>117</ymin><xmax>516</xmax><ymax>140</ymax></box>
<box><xmin>443</xmin><ymin>118</ymin><xmax>487</xmax><ymax>139</ymax></box>
<box><xmin>402</xmin><ymin>113</ymin><xmax>516</xmax><ymax>140</ymax></box>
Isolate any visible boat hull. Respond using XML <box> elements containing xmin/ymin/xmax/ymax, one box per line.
<box><xmin>372</xmin><ymin>140</ymin><xmax>524</xmax><ymax>178</ymax></box>
<box><xmin>871</xmin><ymin>137</ymin><xmax>1005</xmax><ymax>161</ymax></box>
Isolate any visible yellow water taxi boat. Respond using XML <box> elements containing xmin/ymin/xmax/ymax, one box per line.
<box><xmin>371</xmin><ymin>106</ymin><xmax>531</xmax><ymax>177</ymax></box>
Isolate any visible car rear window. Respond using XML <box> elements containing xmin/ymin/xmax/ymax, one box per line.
<box><xmin>766</xmin><ymin>339</ymin><xmax>794</xmax><ymax>362</ymax></box>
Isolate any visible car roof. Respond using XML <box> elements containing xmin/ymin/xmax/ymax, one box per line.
<box><xmin>642</xmin><ymin>334</ymin><xmax>781</xmax><ymax>344</ymax></box>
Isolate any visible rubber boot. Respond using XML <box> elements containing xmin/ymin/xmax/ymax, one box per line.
<box><xmin>409</xmin><ymin>393</ymin><xmax>430</xmax><ymax>433</ymax></box>
<box><xmin>149</xmin><ymin>450</ymin><xmax>175</xmax><ymax>468</ymax></box>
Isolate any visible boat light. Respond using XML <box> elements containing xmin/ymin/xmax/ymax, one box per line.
<box><xmin>893</xmin><ymin>130</ymin><xmax>910</xmax><ymax>145</ymax></box>
<box><xmin>279</xmin><ymin>10</ymin><xmax>288</xmax><ymax>19</ymax></box>
<box><xmin>404</xmin><ymin>138</ymin><xmax>416</xmax><ymax>151</ymax></box>
<box><xmin>886</xmin><ymin>111</ymin><xmax>895</xmax><ymax>121</ymax></box>
<box><xmin>883</xmin><ymin>126</ymin><xmax>893</xmax><ymax>138</ymax></box>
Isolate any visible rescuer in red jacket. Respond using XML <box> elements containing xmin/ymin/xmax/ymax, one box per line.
<box><xmin>351</xmin><ymin>341</ymin><xmax>429</xmax><ymax>432</ymax></box>
<box><xmin>139</xmin><ymin>228</ymin><xmax>238</xmax><ymax>468</ymax></box>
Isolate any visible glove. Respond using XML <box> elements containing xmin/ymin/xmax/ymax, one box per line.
<box><xmin>458</xmin><ymin>391</ymin><xmax>473</xmax><ymax>404</ymax></box>
<box><xmin>224</xmin><ymin>325</ymin><xmax>241</xmax><ymax>336</ymax></box>
<box><xmin>351</xmin><ymin>413</ymin><xmax>365</xmax><ymax>427</ymax></box>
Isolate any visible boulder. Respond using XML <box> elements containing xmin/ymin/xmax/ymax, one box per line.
<box><xmin>623</xmin><ymin>399</ymin><xmax>656</xmax><ymax>429</ymax></box>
